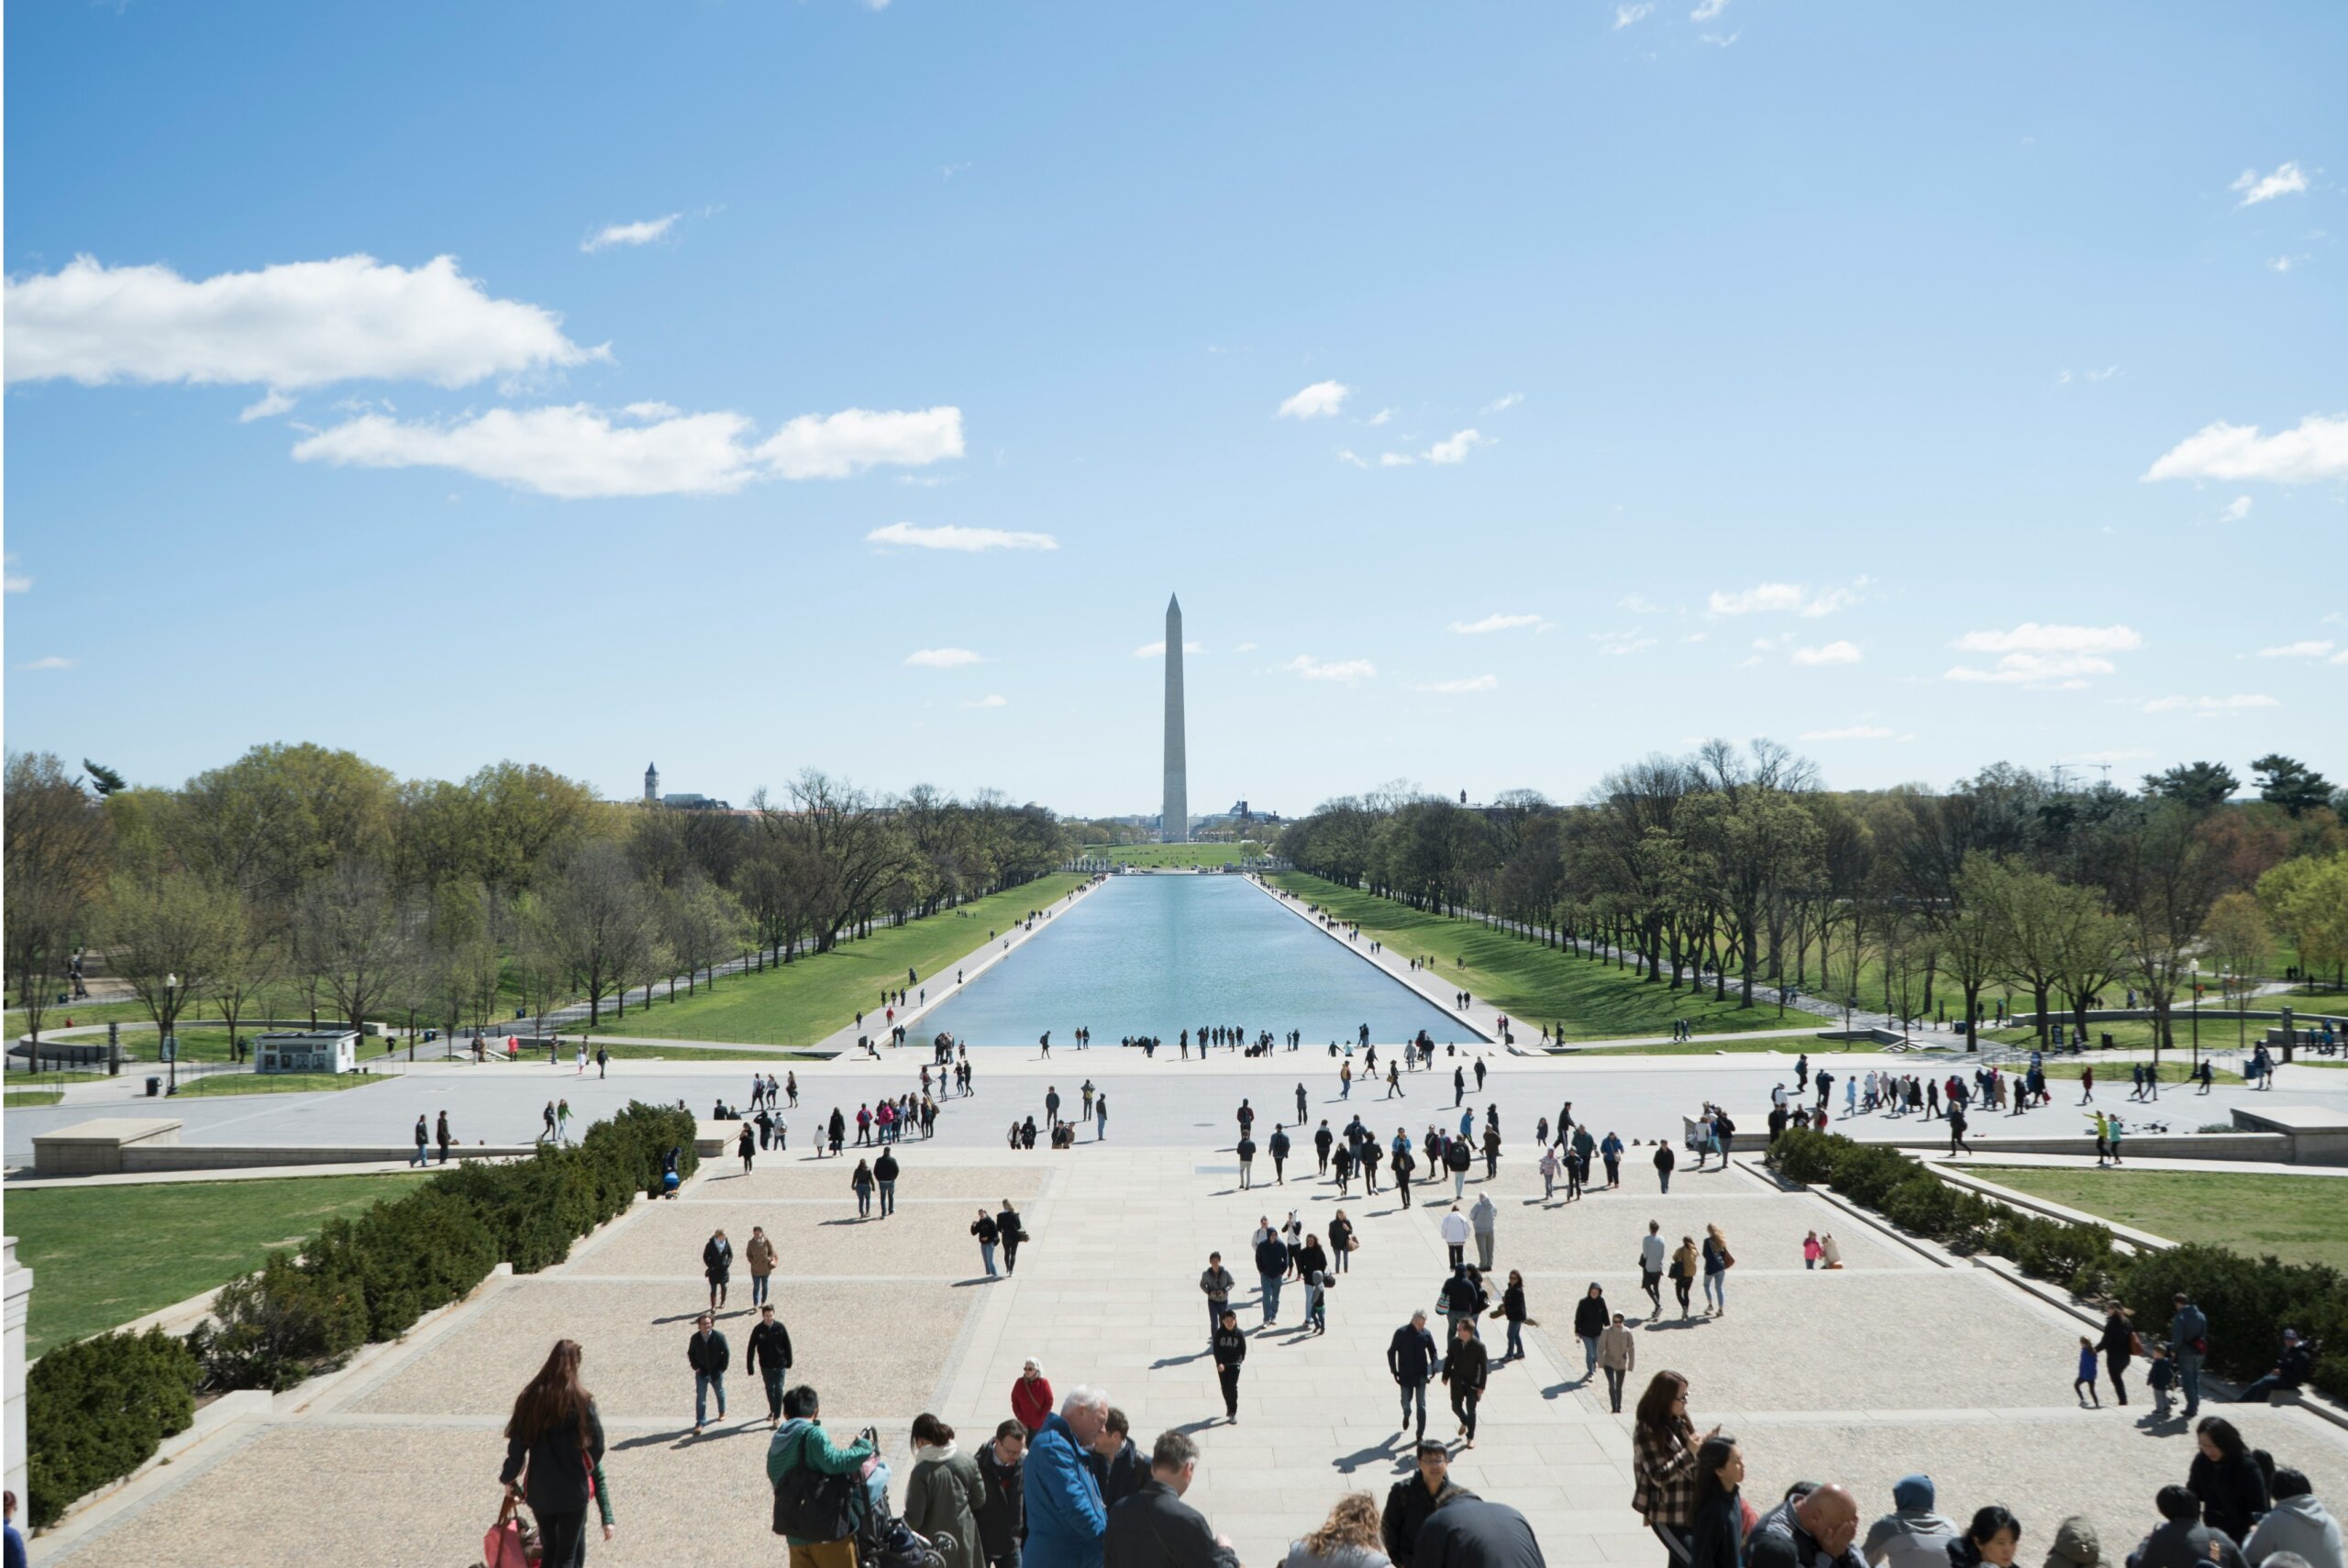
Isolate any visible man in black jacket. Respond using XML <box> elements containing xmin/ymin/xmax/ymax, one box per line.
<box><xmin>1254</xmin><ymin>1231</ymin><xmax>1289</xmax><ymax>1326</ymax></box>
<box><xmin>1315</xmin><ymin>1120</ymin><xmax>1335</xmax><ymax>1174</ymax></box>
<box><xmin>1268</xmin><ymin>1124</ymin><xmax>1291</xmax><ymax>1185</ymax></box>
<box><xmin>1389</xmin><ymin>1310</ymin><xmax>1438</xmax><ymax>1441</ymax></box>
<box><xmin>1089</xmin><ymin>1407</ymin><xmax>1145</xmax><ymax>1506</ymax></box>
<box><xmin>1236</xmin><ymin>1133</ymin><xmax>1257</xmax><ymax>1190</ymax></box>
<box><xmin>874</xmin><ymin>1148</ymin><xmax>901</xmax><ymax>1216</ymax></box>
<box><xmin>689</xmin><ymin>1311</ymin><xmax>730</xmax><ymax>1434</ymax></box>
<box><xmin>1104</xmin><ymin>1430</ymin><xmax>1238</xmax><ymax>1568</ymax></box>
<box><xmin>1382</xmin><ymin>1441</ymin><xmax>1470</xmax><ymax>1568</ymax></box>
<box><xmin>1654</xmin><ymin>1141</ymin><xmax>1676</xmax><ymax>1194</ymax></box>
<box><xmin>1416</xmin><ymin>1496</ymin><xmax>1545</xmax><ymax>1568</ymax></box>
<box><xmin>976</xmin><ymin>1419</ymin><xmax>1027</xmax><ymax>1568</ymax></box>
<box><xmin>1212</xmin><ymin>1310</ymin><xmax>1247</xmax><ymax>1421</ymax></box>
<box><xmin>1443</xmin><ymin>1316</ymin><xmax>1489</xmax><ymax>1447</ymax></box>
<box><xmin>748</xmin><ymin>1303</ymin><xmax>793</xmax><ymax>1428</ymax></box>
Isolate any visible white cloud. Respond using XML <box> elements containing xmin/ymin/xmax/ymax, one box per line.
<box><xmin>1335</xmin><ymin>449</ymin><xmax>1368</xmax><ymax>469</ymax></box>
<box><xmin>622</xmin><ymin>401</ymin><xmax>680</xmax><ymax>421</ymax></box>
<box><xmin>2143</xmin><ymin>693</ymin><xmax>2280</xmax><ymax>714</ymax></box>
<box><xmin>4</xmin><ymin>555</ymin><xmax>31</xmax><ymax>594</ymax></box>
<box><xmin>1619</xmin><ymin>594</ymin><xmax>1667</xmax><ymax>614</ymax></box>
<box><xmin>2221</xmin><ymin>496</ymin><xmax>2254</xmax><ymax>523</ymax></box>
<box><xmin>1790</xmin><ymin>641</ymin><xmax>1863</xmax><ymax>667</ymax></box>
<box><xmin>1690</xmin><ymin>0</ymin><xmax>1728</xmax><ymax>17</ymax></box>
<box><xmin>2334</xmin><ymin>650</ymin><xmax>2348</xmax><ymax>666</ymax></box>
<box><xmin>238</xmin><ymin>389</ymin><xmax>296</xmax><ymax>423</ymax></box>
<box><xmin>1596</xmin><ymin>635</ymin><xmax>1657</xmax><ymax>657</ymax></box>
<box><xmin>1133</xmin><ymin>640</ymin><xmax>1204</xmax><ymax>657</ymax></box>
<box><xmin>2270</xmin><ymin>255</ymin><xmax>2309</xmax><ymax>273</ymax></box>
<box><xmin>2144</xmin><ymin>414</ymin><xmax>2348</xmax><ymax>484</ymax></box>
<box><xmin>1367</xmin><ymin>409</ymin><xmax>1395</xmax><ymax>426</ymax></box>
<box><xmin>1449</xmin><ymin>613</ymin><xmax>1544</xmax><ymax>635</ymax></box>
<box><xmin>292</xmin><ymin>403</ymin><xmax>961</xmax><ymax>498</ymax></box>
<box><xmin>1411</xmin><ymin>675</ymin><xmax>1500</xmax><ymax>693</ymax></box>
<box><xmin>1235</xmin><ymin>642</ymin><xmax>1258</xmax><ymax>653</ymax></box>
<box><xmin>1277</xmin><ymin>380</ymin><xmax>1352</xmax><ymax>420</ymax></box>
<box><xmin>1945</xmin><ymin>653</ymin><xmax>2115</xmax><ymax>689</ymax></box>
<box><xmin>2054</xmin><ymin>366</ymin><xmax>2121</xmax><ymax>387</ymax></box>
<box><xmin>866</xmin><ymin>522</ymin><xmax>1057</xmax><ymax>553</ymax></box>
<box><xmin>1480</xmin><ymin>392</ymin><xmax>1523</xmax><ymax>415</ymax></box>
<box><xmin>963</xmin><ymin>693</ymin><xmax>1008</xmax><ymax>709</ymax></box>
<box><xmin>905</xmin><ymin>647</ymin><xmax>982</xmax><ymax>668</ymax></box>
<box><xmin>1953</xmin><ymin>623</ymin><xmax>2143</xmax><ymax>655</ymax></box>
<box><xmin>1700</xmin><ymin>29</ymin><xmax>1740</xmax><ymax>45</ymax></box>
<box><xmin>759</xmin><ymin>407</ymin><xmax>964</xmax><ymax>479</ymax></box>
<box><xmin>2232</xmin><ymin>162</ymin><xmax>2309</xmax><ymax>206</ymax></box>
<box><xmin>1614</xmin><ymin>1</ymin><xmax>1654</xmax><ymax>24</ymax></box>
<box><xmin>18</xmin><ymin>656</ymin><xmax>73</xmax><ymax>671</ymax></box>
<box><xmin>1425</xmin><ymin>428</ymin><xmax>1487</xmax><ymax>465</ymax></box>
<box><xmin>1798</xmin><ymin>725</ymin><xmax>1896</xmax><ymax>741</ymax></box>
<box><xmin>1286</xmin><ymin>654</ymin><xmax>1376</xmax><ymax>683</ymax></box>
<box><xmin>1706</xmin><ymin>580</ymin><xmax>1865</xmax><ymax>617</ymax></box>
<box><xmin>581</xmin><ymin>214</ymin><xmax>681</xmax><ymax>252</ymax></box>
<box><xmin>5</xmin><ymin>254</ymin><xmax>600</xmax><ymax>390</ymax></box>
<box><xmin>1378</xmin><ymin>452</ymin><xmax>1415</xmax><ymax>468</ymax></box>
<box><xmin>2257</xmin><ymin>640</ymin><xmax>2335</xmax><ymax>659</ymax></box>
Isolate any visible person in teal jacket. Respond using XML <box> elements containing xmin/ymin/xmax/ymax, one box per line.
<box><xmin>1023</xmin><ymin>1386</ymin><xmax>1112</xmax><ymax>1568</ymax></box>
<box><xmin>768</xmin><ymin>1385</ymin><xmax>878</xmax><ymax>1563</ymax></box>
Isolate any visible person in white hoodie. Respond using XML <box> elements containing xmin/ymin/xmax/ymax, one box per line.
<box><xmin>1860</xmin><ymin>1474</ymin><xmax>1959</xmax><ymax>1568</ymax></box>
<box><xmin>2243</xmin><ymin>1469</ymin><xmax>2345</xmax><ymax>1568</ymax></box>
<box><xmin>1440</xmin><ymin>1205</ymin><xmax>1471</xmax><ymax>1271</ymax></box>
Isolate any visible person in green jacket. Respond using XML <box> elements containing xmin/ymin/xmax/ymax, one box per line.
<box><xmin>768</xmin><ymin>1385</ymin><xmax>878</xmax><ymax>1568</ymax></box>
<box><xmin>905</xmin><ymin>1412</ymin><xmax>987</xmax><ymax>1568</ymax></box>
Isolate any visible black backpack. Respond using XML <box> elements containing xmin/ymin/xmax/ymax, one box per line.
<box><xmin>772</xmin><ymin>1430</ymin><xmax>861</xmax><ymax>1540</ymax></box>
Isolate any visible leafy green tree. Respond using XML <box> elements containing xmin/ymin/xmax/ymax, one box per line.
<box><xmin>2142</xmin><ymin>760</ymin><xmax>2239</xmax><ymax>812</ymax></box>
<box><xmin>106</xmin><ymin>867</ymin><xmax>239</xmax><ymax>1055</ymax></box>
<box><xmin>2258</xmin><ymin>852</ymin><xmax>2348</xmax><ymax>988</ymax></box>
<box><xmin>4</xmin><ymin>751</ymin><xmax>111</xmax><ymax>1042</ymax></box>
<box><xmin>80</xmin><ymin>758</ymin><xmax>127</xmax><ymax>796</ymax></box>
<box><xmin>2250</xmin><ymin>754</ymin><xmax>2333</xmax><ymax>818</ymax></box>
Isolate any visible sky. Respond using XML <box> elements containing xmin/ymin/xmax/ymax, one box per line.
<box><xmin>4</xmin><ymin>2</ymin><xmax>2343</xmax><ymax>820</ymax></box>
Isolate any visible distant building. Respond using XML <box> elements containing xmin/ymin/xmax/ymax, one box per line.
<box><xmin>645</xmin><ymin>761</ymin><xmax>660</xmax><ymax>803</ymax></box>
<box><xmin>661</xmin><ymin>792</ymin><xmax>732</xmax><ymax>811</ymax></box>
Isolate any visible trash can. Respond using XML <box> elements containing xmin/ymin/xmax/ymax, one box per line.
<box><xmin>146</xmin><ymin>1075</ymin><xmax>161</xmax><ymax>1097</ymax></box>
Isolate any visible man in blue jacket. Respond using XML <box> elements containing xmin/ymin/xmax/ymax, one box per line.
<box><xmin>1389</xmin><ymin>1309</ymin><xmax>1439</xmax><ymax>1442</ymax></box>
<box><xmin>1025</xmin><ymin>1384</ymin><xmax>1113</xmax><ymax>1568</ymax></box>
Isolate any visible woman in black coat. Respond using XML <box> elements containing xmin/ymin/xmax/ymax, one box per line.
<box><xmin>500</xmin><ymin>1339</ymin><xmax>609</xmax><ymax>1568</ymax></box>
<box><xmin>2187</xmin><ymin>1416</ymin><xmax>2269</xmax><ymax>1545</ymax></box>
<box><xmin>2098</xmin><ymin>1306</ymin><xmax>2136</xmax><ymax>1406</ymax></box>
<box><xmin>1573</xmin><ymin>1283</ymin><xmax>1611</xmax><ymax>1382</ymax></box>
<box><xmin>1688</xmin><ymin>1433</ymin><xmax>1745</xmax><ymax>1568</ymax></box>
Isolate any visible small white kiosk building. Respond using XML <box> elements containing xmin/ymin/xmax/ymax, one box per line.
<box><xmin>253</xmin><ymin>1030</ymin><xmax>359</xmax><ymax>1075</ymax></box>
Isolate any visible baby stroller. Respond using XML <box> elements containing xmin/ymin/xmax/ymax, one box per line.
<box><xmin>858</xmin><ymin>1459</ymin><xmax>952</xmax><ymax>1568</ymax></box>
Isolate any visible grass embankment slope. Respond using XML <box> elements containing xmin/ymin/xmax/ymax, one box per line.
<box><xmin>1972</xmin><ymin>1167</ymin><xmax>2348</xmax><ymax>1274</ymax></box>
<box><xmin>589</xmin><ymin>874</ymin><xmax>1086</xmax><ymax>1044</ymax></box>
<box><xmin>1091</xmin><ymin>843</ymin><xmax>1257</xmax><ymax>867</ymax></box>
<box><xmin>10</xmin><ymin>1172</ymin><xmax>434</xmax><ymax>1354</ymax></box>
<box><xmin>1269</xmin><ymin>872</ymin><xmax>1807</xmax><ymax>1043</ymax></box>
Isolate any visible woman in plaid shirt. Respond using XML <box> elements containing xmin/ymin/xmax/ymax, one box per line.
<box><xmin>1632</xmin><ymin>1370</ymin><xmax>1714</xmax><ymax>1563</ymax></box>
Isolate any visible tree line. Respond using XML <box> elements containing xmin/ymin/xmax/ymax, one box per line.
<box><xmin>1275</xmin><ymin>744</ymin><xmax>2348</xmax><ymax>1049</ymax></box>
<box><xmin>4</xmin><ymin>745</ymin><xmax>1073</xmax><ymax>1043</ymax></box>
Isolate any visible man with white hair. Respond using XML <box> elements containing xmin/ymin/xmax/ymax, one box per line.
<box><xmin>1026</xmin><ymin>1384</ymin><xmax>1113</xmax><ymax>1568</ymax></box>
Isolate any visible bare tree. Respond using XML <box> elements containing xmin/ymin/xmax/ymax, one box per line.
<box><xmin>533</xmin><ymin>842</ymin><xmax>662</xmax><ymax>1026</ymax></box>
<box><xmin>4</xmin><ymin>752</ymin><xmax>113</xmax><ymax>1043</ymax></box>
<box><xmin>294</xmin><ymin>861</ymin><xmax>411</xmax><ymax>1033</ymax></box>
<box><xmin>107</xmin><ymin>867</ymin><xmax>238</xmax><ymax>1060</ymax></box>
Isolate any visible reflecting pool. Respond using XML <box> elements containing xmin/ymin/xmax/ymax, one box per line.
<box><xmin>921</xmin><ymin>874</ymin><xmax>1481</xmax><ymax>1046</ymax></box>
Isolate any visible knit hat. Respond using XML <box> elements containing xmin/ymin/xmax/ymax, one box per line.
<box><xmin>1893</xmin><ymin>1475</ymin><xmax>1935</xmax><ymax>1511</ymax></box>
<box><xmin>2044</xmin><ymin>1515</ymin><xmax>2101</xmax><ymax>1568</ymax></box>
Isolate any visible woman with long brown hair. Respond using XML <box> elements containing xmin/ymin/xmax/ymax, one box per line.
<box><xmin>500</xmin><ymin>1339</ymin><xmax>610</xmax><ymax>1568</ymax></box>
<box><xmin>1631</xmin><ymin>1369</ymin><xmax>1716</xmax><ymax>1566</ymax></box>
<box><xmin>1283</xmin><ymin>1490</ymin><xmax>1390</xmax><ymax>1568</ymax></box>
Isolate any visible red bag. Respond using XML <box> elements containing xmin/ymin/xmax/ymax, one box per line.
<box><xmin>483</xmin><ymin>1497</ymin><xmax>533</xmax><ymax>1568</ymax></box>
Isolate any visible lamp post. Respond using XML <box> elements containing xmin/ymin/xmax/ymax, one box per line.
<box><xmin>2190</xmin><ymin>960</ymin><xmax>2199</xmax><ymax>1070</ymax></box>
<box><xmin>163</xmin><ymin>972</ymin><xmax>180</xmax><ymax>1096</ymax></box>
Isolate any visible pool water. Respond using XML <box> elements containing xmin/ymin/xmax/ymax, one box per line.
<box><xmin>920</xmin><ymin>875</ymin><xmax>1481</xmax><ymax>1046</ymax></box>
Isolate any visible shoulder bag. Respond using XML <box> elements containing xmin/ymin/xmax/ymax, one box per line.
<box><xmin>772</xmin><ymin>1430</ymin><xmax>861</xmax><ymax>1540</ymax></box>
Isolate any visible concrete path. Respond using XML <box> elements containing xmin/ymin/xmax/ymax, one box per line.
<box><xmin>37</xmin><ymin>1075</ymin><xmax>2348</xmax><ymax>1568</ymax></box>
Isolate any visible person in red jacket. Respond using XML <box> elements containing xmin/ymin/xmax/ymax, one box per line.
<box><xmin>1012</xmin><ymin>1358</ymin><xmax>1056</xmax><ymax>1433</ymax></box>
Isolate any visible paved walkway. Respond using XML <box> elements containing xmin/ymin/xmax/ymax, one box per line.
<box><xmin>35</xmin><ymin>1059</ymin><xmax>2348</xmax><ymax>1568</ymax></box>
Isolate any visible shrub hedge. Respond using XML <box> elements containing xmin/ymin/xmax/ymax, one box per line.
<box><xmin>28</xmin><ymin>1101</ymin><xmax>698</xmax><ymax>1530</ymax></box>
<box><xmin>1768</xmin><ymin>1128</ymin><xmax>2348</xmax><ymax>1402</ymax></box>
<box><xmin>25</xmin><ymin>1328</ymin><xmax>199</xmax><ymax>1529</ymax></box>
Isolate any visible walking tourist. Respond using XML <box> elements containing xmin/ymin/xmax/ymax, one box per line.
<box><xmin>1700</xmin><ymin>1225</ymin><xmax>1733</xmax><ymax>1317</ymax></box>
<box><xmin>852</xmin><ymin>1158</ymin><xmax>875</xmax><ymax>1217</ymax></box>
<box><xmin>1573</xmin><ymin>1282</ymin><xmax>1611</xmax><ymax>1379</ymax></box>
<box><xmin>1000</xmin><ymin>1199</ymin><xmax>1028</xmax><ymax>1275</ymax></box>
<box><xmin>1443</xmin><ymin>1315</ymin><xmax>1488</xmax><ymax>1447</ymax></box>
<box><xmin>1641</xmin><ymin>1222</ymin><xmax>1667</xmax><ymax>1317</ymax></box>
<box><xmin>1025</xmin><ymin>1386</ymin><xmax>1113</xmax><ymax>1568</ymax></box>
<box><xmin>1201</xmin><ymin>1253</ymin><xmax>1236</xmax><ymax>1342</ymax></box>
<box><xmin>1257</xmin><ymin>1226</ymin><xmax>1290</xmax><ymax>1327</ymax></box>
<box><xmin>500</xmin><ymin>1340</ymin><xmax>610</xmax><ymax>1566</ymax></box>
<box><xmin>703</xmin><ymin>1229</ymin><xmax>733</xmax><ymax>1312</ymax></box>
<box><xmin>1389</xmin><ymin>1310</ymin><xmax>1438</xmax><ymax>1442</ymax></box>
<box><xmin>748</xmin><ymin>1302</ymin><xmax>792</xmax><ymax>1427</ymax></box>
<box><xmin>876</xmin><ymin>1147</ymin><xmax>900</xmax><ymax>1216</ymax></box>
<box><xmin>1329</xmin><ymin>1210</ymin><xmax>1356</xmax><ymax>1273</ymax></box>
<box><xmin>688</xmin><ymin>1311</ymin><xmax>729</xmax><ymax>1433</ymax></box>
<box><xmin>1470</xmin><ymin>1191</ymin><xmax>1498</xmax><ymax>1272</ymax></box>
<box><xmin>747</xmin><ymin>1225</ymin><xmax>778</xmax><ymax>1307</ymax></box>
<box><xmin>975</xmin><ymin>1209</ymin><xmax>1002</xmax><ymax>1277</ymax></box>
<box><xmin>1382</xmin><ymin>1441</ymin><xmax>1468</xmax><ymax>1568</ymax></box>
<box><xmin>437</xmin><ymin>1110</ymin><xmax>453</xmax><ymax>1164</ymax></box>
<box><xmin>1655</xmin><ymin>1141</ymin><xmax>1676</xmax><ymax>1194</ymax></box>
<box><xmin>2099</xmin><ymin>1306</ymin><xmax>2137</xmax><ymax>1406</ymax></box>
<box><xmin>907</xmin><ymin>1414</ymin><xmax>988</xmax><ymax>1568</ymax></box>
<box><xmin>767</xmin><ymin>1384</ymin><xmax>876</xmax><ymax>1568</ymax></box>
<box><xmin>1496</xmin><ymin>1270</ymin><xmax>1529</xmax><ymax>1362</ymax></box>
<box><xmin>1598</xmin><ymin>1312</ymin><xmax>1635</xmax><ymax>1412</ymax></box>
<box><xmin>1441</xmin><ymin>1205</ymin><xmax>1470</xmax><ymax>1271</ymax></box>
<box><xmin>1213</xmin><ymin>1309</ymin><xmax>1248</xmax><ymax>1421</ymax></box>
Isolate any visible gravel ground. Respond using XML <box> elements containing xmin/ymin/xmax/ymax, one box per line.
<box><xmin>694</xmin><ymin>1159</ymin><xmax>1046</xmax><ymax>1202</ymax></box>
<box><xmin>1480</xmin><ymin>1190</ymin><xmax>1917</xmax><ymax>1277</ymax></box>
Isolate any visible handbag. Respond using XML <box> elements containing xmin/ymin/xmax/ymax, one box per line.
<box><xmin>484</xmin><ymin>1497</ymin><xmax>536</xmax><ymax>1568</ymax></box>
<box><xmin>772</xmin><ymin>1432</ymin><xmax>861</xmax><ymax>1540</ymax></box>
<box><xmin>2129</xmin><ymin>1331</ymin><xmax>2146</xmax><ymax>1358</ymax></box>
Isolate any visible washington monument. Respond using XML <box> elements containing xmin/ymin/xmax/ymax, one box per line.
<box><xmin>1162</xmin><ymin>592</ymin><xmax>1187</xmax><ymax>843</ymax></box>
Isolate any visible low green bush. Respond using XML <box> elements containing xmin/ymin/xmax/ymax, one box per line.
<box><xmin>1767</xmin><ymin>1130</ymin><xmax>2340</xmax><ymax>1402</ymax></box>
<box><xmin>25</xmin><ymin>1328</ymin><xmax>198</xmax><ymax>1529</ymax></box>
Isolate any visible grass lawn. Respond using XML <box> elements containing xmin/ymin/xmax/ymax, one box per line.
<box><xmin>596</xmin><ymin>1043</ymin><xmax>828</xmax><ymax>1062</ymax></box>
<box><xmin>1968</xmin><ymin>1167</ymin><xmax>2348</xmax><ymax>1272</ymax></box>
<box><xmin>173</xmin><ymin>1071</ymin><xmax>382</xmax><ymax>1098</ymax></box>
<box><xmin>1269</xmin><ymin>873</ymin><xmax>1811</xmax><ymax>1042</ymax></box>
<box><xmin>9</xmin><ymin>1172</ymin><xmax>434</xmax><ymax>1354</ymax></box>
<box><xmin>5</xmin><ymin>1090</ymin><xmax>62</xmax><ymax>1107</ymax></box>
<box><xmin>1573</xmin><ymin>1038</ymin><xmax>1837</xmax><ymax>1056</ymax></box>
<box><xmin>588</xmin><ymin>874</ymin><xmax>1087</xmax><ymax>1044</ymax></box>
<box><xmin>1089</xmin><ymin>843</ymin><xmax>1259</xmax><ymax>867</ymax></box>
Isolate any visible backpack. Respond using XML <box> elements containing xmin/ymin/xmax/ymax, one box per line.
<box><xmin>773</xmin><ymin>1430</ymin><xmax>861</xmax><ymax>1540</ymax></box>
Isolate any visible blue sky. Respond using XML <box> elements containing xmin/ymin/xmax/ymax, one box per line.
<box><xmin>5</xmin><ymin>1</ymin><xmax>2342</xmax><ymax>818</ymax></box>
